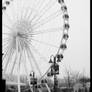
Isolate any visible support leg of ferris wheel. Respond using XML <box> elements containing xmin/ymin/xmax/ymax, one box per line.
<box><xmin>38</xmin><ymin>88</ymin><xmax>42</xmax><ymax>92</ymax></box>
<box><xmin>16</xmin><ymin>38</ymin><xmax>21</xmax><ymax>92</ymax></box>
<box><xmin>17</xmin><ymin>60</ymin><xmax>21</xmax><ymax>92</ymax></box>
<box><xmin>22</xmin><ymin>56</ymin><xmax>31</xmax><ymax>92</ymax></box>
<box><xmin>45</xmin><ymin>83</ymin><xmax>51</xmax><ymax>92</ymax></box>
<box><xmin>22</xmin><ymin>49</ymin><xmax>34</xmax><ymax>92</ymax></box>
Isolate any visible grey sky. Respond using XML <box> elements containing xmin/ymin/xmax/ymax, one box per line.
<box><xmin>60</xmin><ymin>0</ymin><xmax>90</xmax><ymax>78</ymax></box>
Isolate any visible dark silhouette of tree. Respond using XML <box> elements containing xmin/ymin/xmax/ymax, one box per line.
<box><xmin>78</xmin><ymin>70</ymin><xmax>90</xmax><ymax>87</ymax></box>
<box><xmin>63</xmin><ymin>67</ymin><xmax>80</xmax><ymax>88</ymax></box>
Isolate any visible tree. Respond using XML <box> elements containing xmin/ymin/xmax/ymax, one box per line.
<box><xmin>64</xmin><ymin>68</ymin><xmax>72</xmax><ymax>88</ymax></box>
<box><xmin>63</xmin><ymin>66</ymin><xmax>80</xmax><ymax>88</ymax></box>
<box><xmin>79</xmin><ymin>75</ymin><xmax>90</xmax><ymax>87</ymax></box>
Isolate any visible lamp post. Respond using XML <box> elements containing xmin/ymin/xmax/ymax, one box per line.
<box><xmin>47</xmin><ymin>54</ymin><xmax>63</xmax><ymax>92</ymax></box>
<box><xmin>53</xmin><ymin>57</ymin><xmax>58</xmax><ymax>92</ymax></box>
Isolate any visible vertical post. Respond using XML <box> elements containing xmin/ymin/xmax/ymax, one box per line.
<box><xmin>16</xmin><ymin>38</ymin><xmax>21</xmax><ymax>92</ymax></box>
<box><xmin>53</xmin><ymin>57</ymin><xmax>57</xmax><ymax>92</ymax></box>
<box><xmin>18</xmin><ymin>59</ymin><xmax>21</xmax><ymax>92</ymax></box>
<box><xmin>54</xmin><ymin>75</ymin><xmax>57</xmax><ymax>92</ymax></box>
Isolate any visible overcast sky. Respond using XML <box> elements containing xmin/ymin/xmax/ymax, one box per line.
<box><xmin>59</xmin><ymin>0</ymin><xmax>90</xmax><ymax>78</ymax></box>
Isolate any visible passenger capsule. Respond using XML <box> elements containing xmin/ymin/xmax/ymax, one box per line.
<box><xmin>60</xmin><ymin>44</ymin><xmax>67</xmax><ymax>50</ymax></box>
<box><xmin>63</xmin><ymin>14</ymin><xmax>69</xmax><ymax>20</ymax></box>
<box><xmin>41</xmin><ymin>79</ymin><xmax>47</xmax><ymax>83</ymax></box>
<box><xmin>61</xmin><ymin>5</ymin><xmax>67</xmax><ymax>12</ymax></box>
<box><xmin>37</xmin><ymin>85</ymin><xmax>41</xmax><ymax>88</ymax></box>
<box><xmin>60</xmin><ymin>54</ymin><xmax>63</xmax><ymax>59</ymax></box>
<box><xmin>64</xmin><ymin>23</ymin><xmax>70</xmax><ymax>30</ymax></box>
<box><xmin>63</xmin><ymin>34</ymin><xmax>69</xmax><ymax>40</ymax></box>
<box><xmin>5</xmin><ymin>1</ymin><xmax>10</xmax><ymax>5</ymax></box>
<box><xmin>47</xmin><ymin>72</ymin><xmax>53</xmax><ymax>77</ymax></box>
<box><xmin>41</xmin><ymin>80</ymin><xmax>44</xmax><ymax>83</ymax></box>
<box><xmin>2</xmin><ymin>6</ymin><xmax>6</xmax><ymax>10</ymax></box>
<box><xmin>58</xmin><ymin>0</ymin><xmax>64</xmax><ymax>3</ymax></box>
<box><xmin>57</xmin><ymin>54</ymin><xmax>61</xmax><ymax>62</ymax></box>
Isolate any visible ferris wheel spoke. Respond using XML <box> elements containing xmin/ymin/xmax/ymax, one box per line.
<box><xmin>27</xmin><ymin>46</ymin><xmax>42</xmax><ymax>77</ymax></box>
<box><xmin>20</xmin><ymin>3</ymin><xmax>32</xmax><ymax>21</ymax></box>
<box><xmin>23</xmin><ymin>48</ymin><xmax>33</xmax><ymax>85</ymax></box>
<box><xmin>29</xmin><ymin>12</ymin><xmax>38</xmax><ymax>24</ymax></box>
<box><xmin>26</xmin><ymin>47</ymin><xmax>35</xmax><ymax>72</ymax></box>
<box><xmin>17</xmin><ymin>39</ymin><xmax>22</xmax><ymax>52</ymax></box>
<box><xmin>2</xmin><ymin>39</ymin><xmax>12</xmax><ymax>51</ymax></box>
<box><xmin>10</xmin><ymin>0</ymin><xmax>22</xmax><ymax>22</ymax></box>
<box><xmin>2</xmin><ymin>38</ymin><xmax>10</xmax><ymax>49</ymax></box>
<box><xmin>3</xmin><ymin>33</ymin><xmax>13</xmax><ymax>36</ymax></box>
<box><xmin>10</xmin><ymin>1</ymin><xmax>17</xmax><ymax>23</ymax></box>
<box><xmin>10</xmin><ymin>51</ymin><xmax>17</xmax><ymax>75</ymax></box>
<box><xmin>2</xmin><ymin>44</ymin><xmax>8</xmax><ymax>53</ymax></box>
<box><xmin>3</xmin><ymin>12</ymin><xmax>14</xmax><ymax>24</ymax></box>
<box><xmin>38</xmin><ymin>0</ymin><xmax>47</xmax><ymax>9</ymax></box>
<box><xmin>32</xmin><ymin>10</ymin><xmax>62</xmax><ymax>30</ymax></box>
<box><xmin>20</xmin><ymin>1</ymin><xmax>37</xmax><ymax>22</ymax></box>
<box><xmin>18</xmin><ymin>48</ymin><xmax>22</xmax><ymax>68</ymax></box>
<box><xmin>2</xmin><ymin>44</ymin><xmax>12</xmax><ymax>63</ymax></box>
<box><xmin>30</xmin><ymin>43</ymin><xmax>48</xmax><ymax>63</ymax></box>
<box><xmin>31</xmin><ymin>38</ymin><xmax>58</xmax><ymax>48</ymax></box>
<box><xmin>3</xmin><ymin>47</ymin><xmax>14</xmax><ymax>74</ymax></box>
<box><xmin>24</xmin><ymin>9</ymin><xmax>33</xmax><ymax>21</ymax></box>
<box><xmin>32</xmin><ymin>0</ymin><xmax>56</xmax><ymax>25</ymax></box>
<box><xmin>29</xmin><ymin>0</ymin><xmax>44</xmax><ymax>23</ymax></box>
<box><xmin>25</xmin><ymin>27</ymin><xmax>62</xmax><ymax>38</ymax></box>
<box><xmin>34</xmin><ymin>0</ymin><xmax>46</xmax><ymax>13</ymax></box>
<box><xmin>2</xmin><ymin>38</ymin><xmax>12</xmax><ymax>48</ymax></box>
<box><xmin>10</xmin><ymin>40</ymin><xmax>23</xmax><ymax>75</ymax></box>
<box><xmin>3</xmin><ymin>38</ymin><xmax>11</xmax><ymax>45</ymax></box>
<box><xmin>17</xmin><ymin>5</ymin><xmax>25</xmax><ymax>21</ymax></box>
<box><xmin>3</xmin><ymin>24</ymin><xmax>13</xmax><ymax>32</ymax></box>
<box><xmin>31</xmin><ymin>27</ymin><xmax>63</xmax><ymax>35</ymax></box>
<box><xmin>23</xmin><ymin>30</ymin><xmax>33</xmax><ymax>37</ymax></box>
<box><xmin>23</xmin><ymin>48</ymin><xmax>30</xmax><ymax>76</ymax></box>
<box><xmin>3</xmin><ymin>43</ymin><xmax>10</xmax><ymax>54</ymax></box>
<box><xmin>16</xmin><ymin>0</ymin><xmax>22</xmax><ymax>21</ymax></box>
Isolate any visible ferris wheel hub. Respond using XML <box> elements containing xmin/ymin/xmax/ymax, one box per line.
<box><xmin>9</xmin><ymin>19</ymin><xmax>33</xmax><ymax>52</ymax></box>
<box><xmin>13</xmin><ymin>20</ymin><xmax>31</xmax><ymax>35</ymax></box>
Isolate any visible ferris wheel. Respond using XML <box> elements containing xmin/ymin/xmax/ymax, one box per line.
<box><xmin>2</xmin><ymin>0</ymin><xmax>70</xmax><ymax>91</ymax></box>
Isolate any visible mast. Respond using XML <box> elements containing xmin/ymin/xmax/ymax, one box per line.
<box><xmin>16</xmin><ymin>38</ymin><xmax>21</xmax><ymax>92</ymax></box>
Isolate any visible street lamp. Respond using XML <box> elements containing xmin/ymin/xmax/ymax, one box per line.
<box><xmin>47</xmin><ymin>54</ymin><xmax>63</xmax><ymax>92</ymax></box>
